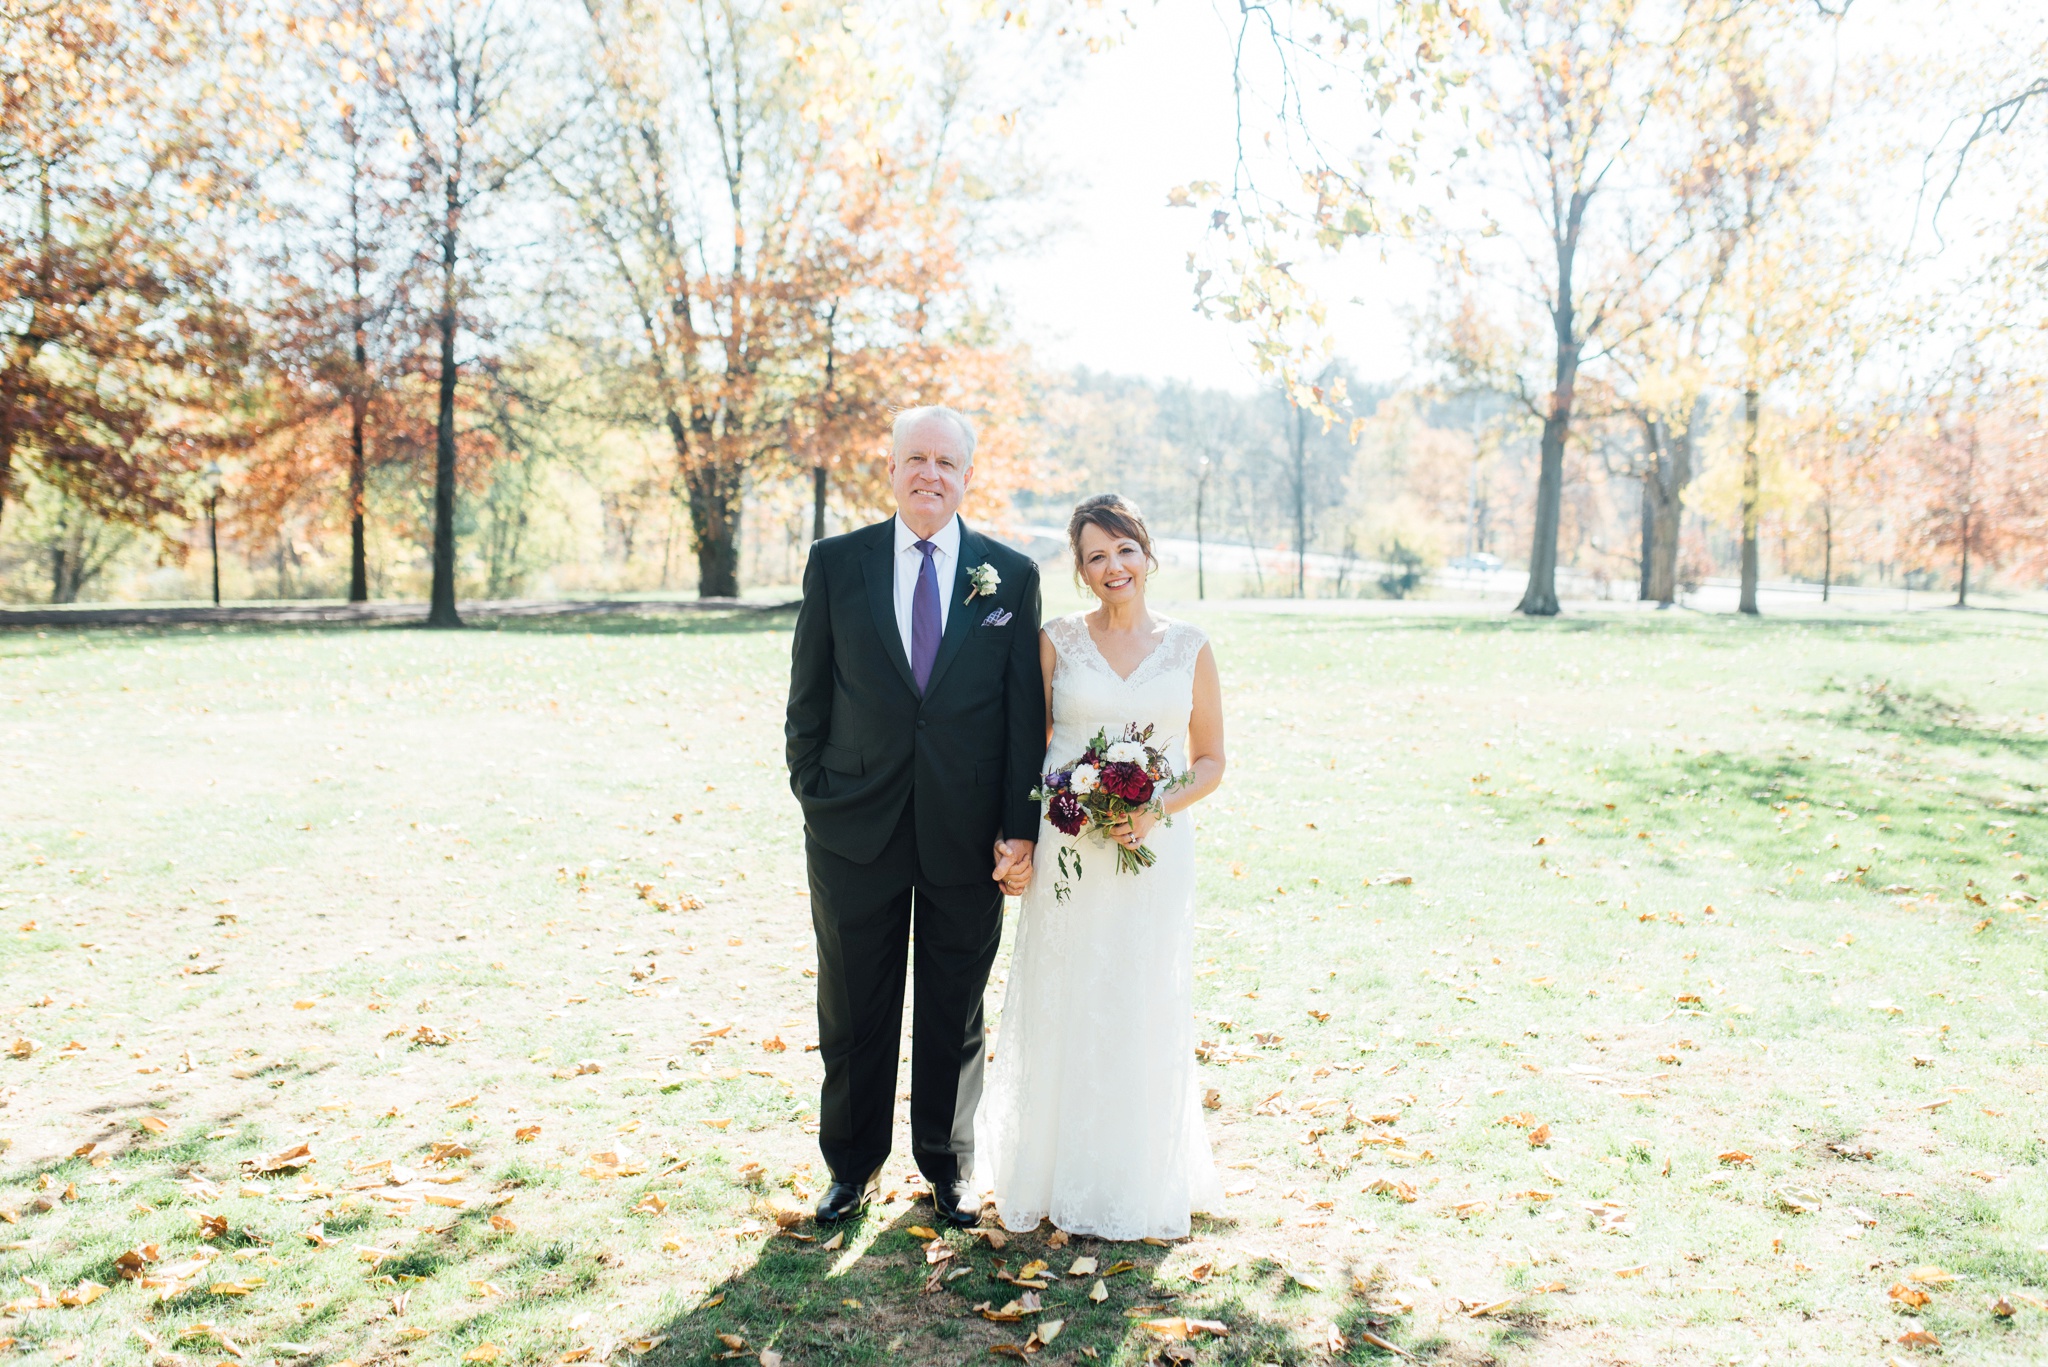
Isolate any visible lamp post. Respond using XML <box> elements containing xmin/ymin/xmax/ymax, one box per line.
<box><xmin>201</xmin><ymin>461</ymin><xmax>222</xmax><ymax>606</ymax></box>
<box><xmin>1194</xmin><ymin>455</ymin><xmax>1211</xmax><ymax>601</ymax></box>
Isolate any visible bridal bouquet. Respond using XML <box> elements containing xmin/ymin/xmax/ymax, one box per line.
<box><xmin>1032</xmin><ymin>723</ymin><xmax>1192</xmax><ymax>891</ymax></box>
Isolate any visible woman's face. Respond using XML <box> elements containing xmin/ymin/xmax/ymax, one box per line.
<box><xmin>1076</xmin><ymin>521</ymin><xmax>1149</xmax><ymax>607</ymax></box>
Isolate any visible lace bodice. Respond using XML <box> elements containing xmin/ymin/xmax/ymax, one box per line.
<box><xmin>1043</xmin><ymin>613</ymin><xmax>1207</xmax><ymax>771</ymax></box>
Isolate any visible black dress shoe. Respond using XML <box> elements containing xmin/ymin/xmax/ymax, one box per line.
<box><xmin>930</xmin><ymin>1177</ymin><xmax>981</xmax><ymax>1228</ymax></box>
<box><xmin>816</xmin><ymin>1170</ymin><xmax>880</xmax><ymax>1226</ymax></box>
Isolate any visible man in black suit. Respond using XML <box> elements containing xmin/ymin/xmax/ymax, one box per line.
<box><xmin>785</xmin><ymin>405</ymin><xmax>1044</xmax><ymax>1227</ymax></box>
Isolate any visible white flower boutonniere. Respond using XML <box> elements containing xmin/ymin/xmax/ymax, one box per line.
<box><xmin>965</xmin><ymin>561</ymin><xmax>1000</xmax><ymax>604</ymax></box>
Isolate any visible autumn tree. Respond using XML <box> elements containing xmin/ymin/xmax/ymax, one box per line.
<box><xmin>1904</xmin><ymin>373</ymin><xmax>2046</xmax><ymax>606</ymax></box>
<box><xmin>0</xmin><ymin>1</ymin><xmax>263</xmax><ymax>548</ymax></box>
<box><xmin>379</xmin><ymin>0</ymin><xmax>559</xmax><ymax>626</ymax></box>
<box><xmin>555</xmin><ymin>1</ymin><xmax>1034</xmax><ymax>598</ymax></box>
<box><xmin>237</xmin><ymin>2</ymin><xmax>424</xmax><ymax>602</ymax></box>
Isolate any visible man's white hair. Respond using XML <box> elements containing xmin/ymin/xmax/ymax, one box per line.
<box><xmin>891</xmin><ymin>404</ymin><xmax>977</xmax><ymax>465</ymax></box>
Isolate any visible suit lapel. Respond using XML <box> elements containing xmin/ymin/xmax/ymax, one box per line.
<box><xmin>862</xmin><ymin>520</ymin><xmax>918</xmax><ymax>695</ymax></box>
<box><xmin>919</xmin><ymin>522</ymin><xmax>983</xmax><ymax>700</ymax></box>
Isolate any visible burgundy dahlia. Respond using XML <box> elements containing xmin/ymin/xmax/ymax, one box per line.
<box><xmin>1048</xmin><ymin>790</ymin><xmax>1086</xmax><ymax>836</ymax></box>
<box><xmin>1099</xmin><ymin>761</ymin><xmax>1154</xmax><ymax>804</ymax></box>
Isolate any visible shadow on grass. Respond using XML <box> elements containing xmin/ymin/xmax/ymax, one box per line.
<box><xmin>1238</xmin><ymin>606</ymin><xmax>2042</xmax><ymax>652</ymax></box>
<box><xmin>0</xmin><ymin>601</ymin><xmax>797</xmax><ymax>646</ymax></box>
<box><xmin>635</xmin><ymin>1205</ymin><xmax>1491</xmax><ymax>1367</ymax></box>
<box><xmin>1820</xmin><ymin>675</ymin><xmax>2048</xmax><ymax>762</ymax></box>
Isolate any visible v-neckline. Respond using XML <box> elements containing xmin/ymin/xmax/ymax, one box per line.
<box><xmin>1082</xmin><ymin>615</ymin><xmax>1171</xmax><ymax>684</ymax></box>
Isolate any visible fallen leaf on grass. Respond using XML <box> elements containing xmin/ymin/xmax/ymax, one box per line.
<box><xmin>1897</xmin><ymin>1330</ymin><xmax>1940</xmax><ymax>1347</ymax></box>
<box><xmin>1613</xmin><ymin>1265</ymin><xmax>1649</xmax><ymax>1278</ymax></box>
<box><xmin>114</xmin><ymin>1245</ymin><xmax>161</xmax><ymax>1279</ymax></box>
<box><xmin>1087</xmin><ymin>1279</ymin><xmax>1107</xmax><ymax>1303</ymax></box>
<box><xmin>1773</xmin><ymin>1188</ymin><xmax>1823</xmax><ymax>1215</ymax></box>
<box><xmin>1527</xmin><ymin>1124</ymin><xmax>1552</xmax><ymax>1147</ymax></box>
<box><xmin>1718</xmin><ymin>1151</ymin><xmax>1752</xmax><ymax>1165</ymax></box>
<box><xmin>489</xmin><ymin>1215</ymin><xmax>517</xmax><ymax>1233</ymax></box>
<box><xmin>1357</xmin><ymin>1329</ymin><xmax>1418</xmax><ymax>1360</ymax></box>
<box><xmin>821</xmin><ymin>1231</ymin><xmax>844</xmax><ymax>1251</ymax></box>
<box><xmin>1141</xmin><ymin>1317</ymin><xmax>1230</xmax><ymax>1340</ymax></box>
<box><xmin>1906</xmin><ymin>1266</ymin><xmax>1958</xmax><ymax>1286</ymax></box>
<box><xmin>462</xmin><ymin>1346</ymin><xmax>500</xmax><ymax>1363</ymax></box>
<box><xmin>245</xmin><ymin>1143</ymin><xmax>315</xmax><ymax>1176</ymax></box>
<box><xmin>138</xmin><ymin>1116</ymin><xmax>169</xmax><ymax>1134</ymax></box>
<box><xmin>58</xmin><ymin>1280</ymin><xmax>107</xmax><ymax>1307</ymax></box>
<box><xmin>1889</xmin><ymin>1284</ymin><xmax>1932</xmax><ymax>1307</ymax></box>
<box><xmin>1068</xmin><ymin>1256</ymin><xmax>1098</xmax><ymax>1276</ymax></box>
<box><xmin>907</xmin><ymin>1225</ymin><xmax>940</xmax><ymax>1240</ymax></box>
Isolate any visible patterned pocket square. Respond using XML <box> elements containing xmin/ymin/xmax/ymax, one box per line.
<box><xmin>981</xmin><ymin>607</ymin><xmax>1013</xmax><ymax>627</ymax></box>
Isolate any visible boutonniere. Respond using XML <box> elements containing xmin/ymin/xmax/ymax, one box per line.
<box><xmin>965</xmin><ymin>562</ymin><xmax>1000</xmax><ymax>604</ymax></box>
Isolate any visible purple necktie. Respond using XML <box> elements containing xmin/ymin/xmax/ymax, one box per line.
<box><xmin>911</xmin><ymin>539</ymin><xmax>940</xmax><ymax>693</ymax></box>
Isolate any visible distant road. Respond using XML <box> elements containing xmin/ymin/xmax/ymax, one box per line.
<box><xmin>1009</xmin><ymin>523</ymin><xmax>2009</xmax><ymax>613</ymax></box>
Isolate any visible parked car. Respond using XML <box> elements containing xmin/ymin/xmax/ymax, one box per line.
<box><xmin>1447</xmin><ymin>553</ymin><xmax>1504</xmax><ymax>572</ymax></box>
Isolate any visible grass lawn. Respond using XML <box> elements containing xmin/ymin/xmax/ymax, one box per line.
<box><xmin>2</xmin><ymin>600</ymin><xmax>2046</xmax><ymax>1367</ymax></box>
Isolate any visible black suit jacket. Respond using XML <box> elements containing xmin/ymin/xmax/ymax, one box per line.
<box><xmin>785</xmin><ymin>517</ymin><xmax>1045</xmax><ymax>886</ymax></box>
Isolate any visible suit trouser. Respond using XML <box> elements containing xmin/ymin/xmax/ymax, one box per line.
<box><xmin>806</xmin><ymin>801</ymin><xmax>1002</xmax><ymax>1187</ymax></box>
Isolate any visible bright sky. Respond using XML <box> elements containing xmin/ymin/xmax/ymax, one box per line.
<box><xmin>977</xmin><ymin>0</ymin><xmax>1426</xmax><ymax>396</ymax></box>
<box><xmin>978</xmin><ymin>0</ymin><xmax>2042</xmax><ymax>398</ymax></box>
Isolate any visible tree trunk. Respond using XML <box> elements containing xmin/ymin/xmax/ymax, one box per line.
<box><xmin>427</xmin><ymin>181</ymin><xmax>463</xmax><ymax>629</ymax></box>
<box><xmin>1638</xmin><ymin>466</ymin><xmax>1653</xmax><ymax>601</ymax></box>
<box><xmin>1957</xmin><ymin>422</ymin><xmax>1977</xmax><ymax>607</ymax></box>
<box><xmin>1518</xmin><ymin>192</ymin><xmax>1587</xmax><ymax>619</ymax></box>
<box><xmin>1292</xmin><ymin>402</ymin><xmax>1307</xmax><ymax>598</ymax></box>
<box><xmin>1821</xmin><ymin>503</ymin><xmax>1832</xmax><ymax>603</ymax></box>
<box><xmin>1738</xmin><ymin>386</ymin><xmax>1761</xmax><ymax>616</ymax></box>
<box><xmin>811</xmin><ymin>462</ymin><xmax>826</xmax><ymax>543</ymax></box>
<box><xmin>1957</xmin><ymin>508</ymin><xmax>1970</xmax><ymax>608</ymax></box>
<box><xmin>1643</xmin><ymin>419</ymin><xmax>1689</xmax><ymax>606</ymax></box>
<box><xmin>346</xmin><ymin>111</ymin><xmax>371</xmax><ymax>606</ymax></box>
<box><xmin>686</xmin><ymin>456</ymin><xmax>743</xmax><ymax>599</ymax></box>
<box><xmin>50</xmin><ymin>508</ymin><xmax>68</xmax><ymax>604</ymax></box>
<box><xmin>348</xmin><ymin>394</ymin><xmax>369</xmax><ymax>603</ymax></box>
<box><xmin>1519</xmin><ymin>406</ymin><xmax>1569</xmax><ymax>616</ymax></box>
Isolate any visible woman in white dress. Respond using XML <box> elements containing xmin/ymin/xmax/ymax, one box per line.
<box><xmin>975</xmin><ymin>494</ymin><xmax>1228</xmax><ymax>1241</ymax></box>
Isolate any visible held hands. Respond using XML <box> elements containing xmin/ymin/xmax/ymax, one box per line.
<box><xmin>992</xmin><ymin>838</ymin><xmax>1035</xmax><ymax>896</ymax></box>
<box><xmin>1108</xmin><ymin>807</ymin><xmax>1159</xmax><ymax>852</ymax></box>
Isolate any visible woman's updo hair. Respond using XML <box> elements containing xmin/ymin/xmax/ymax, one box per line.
<box><xmin>1066</xmin><ymin>493</ymin><xmax>1158</xmax><ymax>583</ymax></box>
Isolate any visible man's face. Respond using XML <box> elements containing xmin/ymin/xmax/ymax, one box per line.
<box><xmin>889</xmin><ymin>415</ymin><xmax>972</xmax><ymax>531</ymax></box>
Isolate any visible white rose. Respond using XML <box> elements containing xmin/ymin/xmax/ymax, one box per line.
<box><xmin>1105</xmin><ymin>741</ymin><xmax>1146</xmax><ymax>765</ymax></box>
<box><xmin>1069</xmin><ymin>763</ymin><xmax>1100</xmax><ymax>796</ymax></box>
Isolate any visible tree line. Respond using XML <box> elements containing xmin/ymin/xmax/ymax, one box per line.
<box><xmin>1183</xmin><ymin>0</ymin><xmax>2047</xmax><ymax>612</ymax></box>
<box><xmin>0</xmin><ymin>0</ymin><xmax>1095</xmax><ymax>614</ymax></box>
<box><xmin>2</xmin><ymin>0</ymin><xmax>2041</xmax><ymax>612</ymax></box>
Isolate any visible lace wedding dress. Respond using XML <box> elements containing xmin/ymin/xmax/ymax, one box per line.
<box><xmin>974</xmin><ymin>612</ymin><xmax>1224</xmax><ymax>1239</ymax></box>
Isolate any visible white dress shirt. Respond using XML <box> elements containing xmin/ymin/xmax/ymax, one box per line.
<box><xmin>892</xmin><ymin>514</ymin><xmax>959</xmax><ymax>664</ymax></box>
